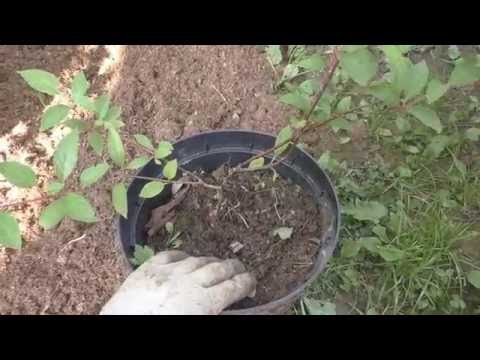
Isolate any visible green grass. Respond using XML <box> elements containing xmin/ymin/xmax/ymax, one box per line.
<box><xmin>302</xmin><ymin>144</ymin><xmax>480</xmax><ymax>315</ymax></box>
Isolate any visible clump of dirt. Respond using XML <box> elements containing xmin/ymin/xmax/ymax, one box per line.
<box><xmin>147</xmin><ymin>169</ymin><xmax>327</xmax><ymax>308</ymax></box>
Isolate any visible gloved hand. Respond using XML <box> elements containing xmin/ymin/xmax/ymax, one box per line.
<box><xmin>100</xmin><ymin>250</ymin><xmax>256</xmax><ymax>315</ymax></box>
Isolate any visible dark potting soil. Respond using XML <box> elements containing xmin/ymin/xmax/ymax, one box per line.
<box><xmin>146</xmin><ymin>169</ymin><xmax>328</xmax><ymax>309</ymax></box>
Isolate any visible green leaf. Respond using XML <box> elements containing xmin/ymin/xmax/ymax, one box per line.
<box><xmin>266</xmin><ymin>45</ymin><xmax>282</xmax><ymax>66</ymax></box>
<box><xmin>397</xmin><ymin>166</ymin><xmax>412</xmax><ymax>178</ymax></box>
<box><xmin>449</xmin><ymin>294</ymin><xmax>466</xmax><ymax>310</ymax></box>
<box><xmin>155</xmin><ymin>141</ymin><xmax>174</xmax><ymax>159</ymax></box>
<box><xmin>359</xmin><ymin>237</ymin><xmax>380</xmax><ymax>253</ymax></box>
<box><xmin>53</xmin><ymin>129</ymin><xmax>80</xmax><ymax>180</ymax></box>
<box><xmin>343</xmin><ymin>201</ymin><xmax>388</xmax><ymax>223</ymax></box>
<box><xmin>343</xmin><ymin>45</ymin><xmax>368</xmax><ymax>53</ymax></box>
<box><xmin>297</xmin><ymin>54</ymin><xmax>325</xmax><ymax>71</ymax></box>
<box><xmin>449</xmin><ymin>58</ymin><xmax>480</xmax><ymax>86</ymax></box>
<box><xmin>299</xmin><ymin>79</ymin><xmax>319</xmax><ymax>95</ymax></box>
<box><xmin>127</xmin><ymin>156</ymin><xmax>151</xmax><ymax>170</ymax></box>
<box><xmin>317</xmin><ymin>151</ymin><xmax>340</xmax><ymax>173</ymax></box>
<box><xmin>46</xmin><ymin>181</ymin><xmax>64</xmax><ymax>195</ymax></box>
<box><xmin>279</xmin><ymin>91</ymin><xmax>310</xmax><ymax>113</ymax></box>
<box><xmin>368</xmin><ymin>82</ymin><xmax>400</xmax><ymax>106</ymax></box>
<box><xmin>71</xmin><ymin>71</ymin><xmax>89</xmax><ymax>98</ymax></box>
<box><xmin>340</xmin><ymin>48</ymin><xmax>377</xmax><ymax>86</ymax></box>
<box><xmin>80</xmin><ymin>163</ymin><xmax>110</xmax><ymax>188</ymax></box>
<box><xmin>17</xmin><ymin>69</ymin><xmax>59</xmax><ymax>96</ymax></box>
<box><xmin>377</xmin><ymin>128</ymin><xmax>392</xmax><ymax>137</ymax></box>
<box><xmin>88</xmin><ymin>131</ymin><xmax>104</xmax><ymax>156</ymax></box>
<box><xmin>106</xmin><ymin>119</ymin><xmax>125</xmax><ymax>130</ymax></box>
<box><xmin>272</xmin><ymin>227</ymin><xmax>293</xmax><ymax>240</ymax></box>
<box><xmin>107</xmin><ymin>126</ymin><xmax>125</xmax><ymax>167</ymax></box>
<box><xmin>131</xmin><ymin>244</ymin><xmax>154</xmax><ymax>266</ymax></box>
<box><xmin>140</xmin><ymin>181</ymin><xmax>165</xmax><ymax>198</ymax></box>
<box><xmin>163</xmin><ymin>159</ymin><xmax>178</xmax><ymax>180</ymax></box>
<box><xmin>448</xmin><ymin>45</ymin><xmax>461</xmax><ymax>60</ymax></box>
<box><xmin>274</xmin><ymin>126</ymin><xmax>293</xmax><ymax>156</ymax></box>
<box><xmin>452</xmin><ymin>155</ymin><xmax>467</xmax><ymax>178</ymax></box>
<box><xmin>289</xmin><ymin>117</ymin><xmax>307</xmax><ymax>129</ymax></box>
<box><xmin>426</xmin><ymin>78</ymin><xmax>449</xmax><ymax>104</ymax></box>
<box><xmin>0</xmin><ymin>212</ymin><xmax>22</xmax><ymax>249</ymax></box>
<box><xmin>341</xmin><ymin>239</ymin><xmax>361</xmax><ymax>258</ymax></box>
<box><xmin>39</xmin><ymin>198</ymin><xmax>66</xmax><ymax>230</ymax></box>
<box><xmin>0</xmin><ymin>161</ymin><xmax>36</xmax><ymax>188</ymax></box>
<box><xmin>63</xmin><ymin>193</ymin><xmax>97</xmax><ymax>223</ymax></box>
<box><xmin>302</xmin><ymin>298</ymin><xmax>336</xmax><ymax>315</ymax></box>
<box><xmin>467</xmin><ymin>270</ymin><xmax>480</xmax><ymax>289</ymax></box>
<box><xmin>372</xmin><ymin>225</ymin><xmax>387</xmax><ymax>241</ymax></box>
<box><xmin>424</xmin><ymin>135</ymin><xmax>450</xmax><ymax>159</ymax></box>
<box><xmin>336</xmin><ymin>96</ymin><xmax>351</xmax><ymax>112</ymax></box>
<box><xmin>134</xmin><ymin>134</ymin><xmax>154</xmax><ymax>151</ymax></box>
<box><xmin>406</xmin><ymin>145</ymin><xmax>420</xmax><ymax>154</ymax></box>
<box><xmin>465</xmin><ymin>128</ymin><xmax>480</xmax><ymax>141</ymax></box>
<box><xmin>377</xmin><ymin>246</ymin><xmax>405</xmax><ymax>262</ymax></box>
<box><xmin>395</xmin><ymin>116</ymin><xmax>411</xmax><ymax>132</ymax></box>
<box><xmin>381</xmin><ymin>45</ymin><xmax>412</xmax><ymax>94</ymax></box>
<box><xmin>112</xmin><ymin>183</ymin><xmax>128</xmax><ymax>219</ymax></box>
<box><xmin>408</xmin><ymin>105</ymin><xmax>442</xmax><ymax>133</ymax></box>
<box><xmin>281</xmin><ymin>64</ymin><xmax>299</xmax><ymax>81</ymax></box>
<box><xmin>103</xmin><ymin>105</ymin><xmax>121</xmax><ymax>123</ymax></box>
<box><xmin>405</xmin><ymin>61</ymin><xmax>429</xmax><ymax>100</ymax></box>
<box><xmin>94</xmin><ymin>94</ymin><xmax>111</xmax><ymax>120</ymax></box>
<box><xmin>64</xmin><ymin>119</ymin><xmax>87</xmax><ymax>132</ymax></box>
<box><xmin>248</xmin><ymin>157</ymin><xmax>265</xmax><ymax>170</ymax></box>
<box><xmin>40</xmin><ymin>104</ymin><xmax>70</xmax><ymax>131</ymax></box>
<box><xmin>71</xmin><ymin>71</ymin><xmax>94</xmax><ymax>110</ymax></box>
<box><xmin>330</xmin><ymin>118</ymin><xmax>351</xmax><ymax>132</ymax></box>
<box><xmin>75</xmin><ymin>95</ymin><xmax>95</xmax><ymax>111</ymax></box>
<box><xmin>398</xmin><ymin>45</ymin><xmax>413</xmax><ymax>54</ymax></box>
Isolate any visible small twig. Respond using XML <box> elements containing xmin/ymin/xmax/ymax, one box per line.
<box><xmin>272</xmin><ymin>188</ymin><xmax>282</xmax><ymax>222</ymax></box>
<box><xmin>228</xmin><ymin>104</ymin><xmax>367</xmax><ymax>176</ymax></box>
<box><xmin>304</xmin><ymin>46</ymin><xmax>341</xmax><ymax>123</ymax></box>
<box><xmin>235</xmin><ymin>211</ymin><xmax>250</xmax><ymax>229</ymax></box>
<box><xmin>211</xmin><ymin>85</ymin><xmax>229</xmax><ymax>104</ymax></box>
<box><xmin>222</xmin><ymin>201</ymin><xmax>241</xmax><ymax>220</ymax></box>
<box><xmin>179</xmin><ymin>167</ymin><xmax>222</xmax><ymax>190</ymax></box>
<box><xmin>0</xmin><ymin>196</ymin><xmax>48</xmax><ymax>210</ymax></box>
<box><xmin>59</xmin><ymin>234</ymin><xmax>87</xmax><ymax>253</ymax></box>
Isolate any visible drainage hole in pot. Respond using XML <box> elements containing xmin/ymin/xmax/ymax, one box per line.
<box><xmin>144</xmin><ymin>166</ymin><xmax>330</xmax><ymax>310</ymax></box>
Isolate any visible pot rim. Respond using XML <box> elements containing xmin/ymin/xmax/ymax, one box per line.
<box><xmin>114</xmin><ymin>129</ymin><xmax>341</xmax><ymax>314</ymax></box>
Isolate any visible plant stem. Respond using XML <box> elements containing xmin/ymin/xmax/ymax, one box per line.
<box><xmin>304</xmin><ymin>47</ymin><xmax>341</xmax><ymax>123</ymax></box>
<box><xmin>0</xmin><ymin>196</ymin><xmax>48</xmax><ymax>210</ymax></box>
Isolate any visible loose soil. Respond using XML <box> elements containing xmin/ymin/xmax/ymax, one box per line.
<box><xmin>147</xmin><ymin>170</ymin><xmax>327</xmax><ymax>308</ymax></box>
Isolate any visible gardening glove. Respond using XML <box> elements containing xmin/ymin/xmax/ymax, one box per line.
<box><xmin>100</xmin><ymin>250</ymin><xmax>256</xmax><ymax>315</ymax></box>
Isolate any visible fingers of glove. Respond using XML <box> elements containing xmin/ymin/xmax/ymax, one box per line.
<box><xmin>207</xmin><ymin>272</ymin><xmax>257</xmax><ymax>313</ymax></box>
<box><xmin>168</xmin><ymin>256</ymin><xmax>220</xmax><ymax>276</ymax></box>
<box><xmin>127</xmin><ymin>250</ymin><xmax>190</xmax><ymax>283</ymax></box>
<box><xmin>146</xmin><ymin>250</ymin><xmax>189</xmax><ymax>266</ymax></box>
<box><xmin>189</xmin><ymin>259</ymin><xmax>246</xmax><ymax>288</ymax></box>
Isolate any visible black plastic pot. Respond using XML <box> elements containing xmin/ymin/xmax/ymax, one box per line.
<box><xmin>115</xmin><ymin>130</ymin><xmax>341</xmax><ymax>315</ymax></box>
